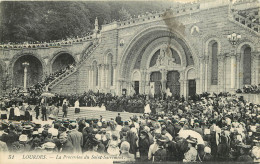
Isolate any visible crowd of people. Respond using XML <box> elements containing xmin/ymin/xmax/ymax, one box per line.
<box><xmin>0</xmin><ymin>92</ymin><xmax>259</xmax><ymax>162</ymax></box>
<box><xmin>236</xmin><ymin>84</ymin><xmax>260</xmax><ymax>94</ymax></box>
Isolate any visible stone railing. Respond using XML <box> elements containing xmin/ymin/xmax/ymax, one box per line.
<box><xmin>46</xmin><ymin>39</ymin><xmax>100</xmax><ymax>90</ymax></box>
<box><xmin>0</xmin><ymin>34</ymin><xmax>95</xmax><ymax>50</ymax></box>
<box><xmin>229</xmin><ymin>9</ymin><xmax>260</xmax><ymax>34</ymax></box>
<box><xmin>104</xmin><ymin>2</ymin><xmax>201</xmax><ymax>29</ymax></box>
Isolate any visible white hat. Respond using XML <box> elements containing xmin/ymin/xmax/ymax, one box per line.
<box><xmin>97</xmin><ymin>122</ymin><xmax>102</xmax><ymax>127</ymax></box>
<box><xmin>52</xmin><ymin>129</ymin><xmax>58</xmax><ymax>137</ymax></box>
<box><xmin>42</xmin><ymin>142</ymin><xmax>56</xmax><ymax>149</ymax></box>
<box><xmin>95</xmin><ymin>134</ymin><xmax>101</xmax><ymax>141</ymax></box>
<box><xmin>204</xmin><ymin>147</ymin><xmax>211</xmax><ymax>154</ymax></box>
<box><xmin>19</xmin><ymin>134</ymin><xmax>28</xmax><ymax>142</ymax></box>
<box><xmin>32</xmin><ymin>131</ymin><xmax>39</xmax><ymax>135</ymax></box>
<box><xmin>38</xmin><ymin>128</ymin><xmax>44</xmax><ymax>134</ymax></box>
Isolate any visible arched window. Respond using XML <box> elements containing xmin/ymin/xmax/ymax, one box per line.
<box><xmin>210</xmin><ymin>42</ymin><xmax>218</xmax><ymax>85</ymax></box>
<box><xmin>243</xmin><ymin>47</ymin><xmax>251</xmax><ymax>85</ymax></box>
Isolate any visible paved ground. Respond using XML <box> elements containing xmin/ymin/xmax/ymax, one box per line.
<box><xmin>57</xmin><ymin>107</ymin><xmax>143</xmax><ymax>121</ymax></box>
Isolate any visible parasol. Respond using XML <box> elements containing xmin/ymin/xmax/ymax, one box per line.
<box><xmin>11</xmin><ymin>97</ymin><xmax>23</xmax><ymax>102</ymax></box>
<box><xmin>178</xmin><ymin>129</ymin><xmax>205</xmax><ymax>145</ymax></box>
<box><xmin>41</xmin><ymin>92</ymin><xmax>55</xmax><ymax>97</ymax></box>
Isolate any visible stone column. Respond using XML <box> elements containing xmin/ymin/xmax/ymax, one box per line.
<box><xmin>205</xmin><ymin>56</ymin><xmax>209</xmax><ymax>91</ymax></box>
<box><xmin>140</xmin><ymin>69</ymin><xmax>146</xmax><ymax>94</ymax></box>
<box><xmin>98</xmin><ymin>64</ymin><xmax>102</xmax><ymax>89</ymax></box>
<box><xmin>86</xmin><ymin>66</ymin><xmax>91</xmax><ymax>90</ymax></box>
<box><xmin>91</xmin><ymin>65</ymin><xmax>94</xmax><ymax>89</ymax></box>
<box><xmin>22</xmin><ymin>62</ymin><xmax>29</xmax><ymax>93</ymax></box>
<box><xmin>251</xmin><ymin>52</ymin><xmax>259</xmax><ymax>85</ymax></box>
<box><xmin>217</xmin><ymin>54</ymin><xmax>225</xmax><ymax>92</ymax></box>
<box><xmin>112</xmin><ymin>63</ymin><xmax>117</xmax><ymax>87</ymax></box>
<box><xmin>179</xmin><ymin>70</ymin><xmax>185</xmax><ymax>97</ymax></box>
<box><xmin>100</xmin><ymin>64</ymin><xmax>106</xmax><ymax>90</ymax></box>
<box><xmin>199</xmin><ymin>56</ymin><xmax>205</xmax><ymax>93</ymax></box>
<box><xmin>104</xmin><ymin>64</ymin><xmax>109</xmax><ymax>89</ymax></box>
<box><xmin>230</xmin><ymin>51</ymin><xmax>237</xmax><ymax>90</ymax></box>
<box><xmin>236</xmin><ymin>53</ymin><xmax>241</xmax><ymax>89</ymax></box>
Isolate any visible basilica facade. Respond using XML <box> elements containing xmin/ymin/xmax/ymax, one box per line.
<box><xmin>0</xmin><ymin>0</ymin><xmax>259</xmax><ymax>98</ymax></box>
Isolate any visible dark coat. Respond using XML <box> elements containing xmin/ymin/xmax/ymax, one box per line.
<box><xmin>60</xmin><ymin>140</ymin><xmax>74</xmax><ymax>153</ymax></box>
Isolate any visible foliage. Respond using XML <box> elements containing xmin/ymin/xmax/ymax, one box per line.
<box><xmin>0</xmin><ymin>1</ymin><xmax>178</xmax><ymax>43</ymax></box>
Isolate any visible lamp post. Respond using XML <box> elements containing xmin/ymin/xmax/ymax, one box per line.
<box><xmin>227</xmin><ymin>32</ymin><xmax>241</xmax><ymax>46</ymax></box>
<box><xmin>22</xmin><ymin>62</ymin><xmax>29</xmax><ymax>93</ymax></box>
<box><xmin>227</xmin><ymin>32</ymin><xmax>241</xmax><ymax>90</ymax></box>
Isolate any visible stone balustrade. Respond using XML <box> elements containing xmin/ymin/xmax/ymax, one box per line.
<box><xmin>0</xmin><ymin>34</ymin><xmax>95</xmax><ymax>50</ymax></box>
<box><xmin>232</xmin><ymin>10</ymin><xmax>260</xmax><ymax>33</ymax></box>
<box><xmin>47</xmin><ymin>40</ymin><xmax>100</xmax><ymax>90</ymax></box>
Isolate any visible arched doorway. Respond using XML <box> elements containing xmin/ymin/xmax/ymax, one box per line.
<box><xmin>150</xmin><ymin>71</ymin><xmax>162</xmax><ymax>96</ymax></box>
<box><xmin>52</xmin><ymin>53</ymin><xmax>75</xmax><ymax>73</ymax></box>
<box><xmin>13</xmin><ymin>55</ymin><xmax>43</xmax><ymax>88</ymax></box>
<box><xmin>166</xmin><ymin>71</ymin><xmax>180</xmax><ymax>97</ymax></box>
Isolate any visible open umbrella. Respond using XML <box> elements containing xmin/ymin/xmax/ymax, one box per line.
<box><xmin>41</xmin><ymin>92</ymin><xmax>55</xmax><ymax>97</ymax></box>
<box><xmin>178</xmin><ymin>129</ymin><xmax>205</xmax><ymax>145</ymax></box>
<box><xmin>11</xmin><ymin>97</ymin><xmax>23</xmax><ymax>102</ymax></box>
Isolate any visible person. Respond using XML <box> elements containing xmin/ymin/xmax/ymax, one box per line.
<box><xmin>153</xmin><ymin>135</ymin><xmax>167</xmax><ymax>162</ymax></box>
<box><xmin>34</xmin><ymin>104</ymin><xmax>40</xmax><ymax>119</ymax></box>
<box><xmin>1</xmin><ymin>106</ymin><xmax>8</xmax><ymax>119</ymax></box>
<box><xmin>107</xmin><ymin>134</ymin><xmax>120</xmax><ymax>156</ymax></box>
<box><xmin>67</xmin><ymin>122</ymin><xmax>83</xmax><ymax>153</ymax></box>
<box><xmin>202</xmin><ymin>146</ymin><xmax>213</xmax><ymax>161</ymax></box>
<box><xmin>14</xmin><ymin>104</ymin><xmax>20</xmax><ymax>121</ymax></box>
<box><xmin>41</xmin><ymin>104</ymin><xmax>47</xmax><ymax>121</ymax></box>
<box><xmin>139</xmin><ymin>130</ymin><xmax>150</xmax><ymax>161</ymax></box>
<box><xmin>62</xmin><ymin>101</ymin><xmax>68</xmax><ymax>118</ymax></box>
<box><xmin>59</xmin><ymin>132</ymin><xmax>73</xmax><ymax>153</ymax></box>
<box><xmin>9</xmin><ymin>104</ymin><xmax>15</xmax><ymax>120</ymax></box>
<box><xmin>115</xmin><ymin>113</ymin><xmax>122</xmax><ymax>125</ymax></box>
<box><xmin>0</xmin><ymin>140</ymin><xmax>8</xmax><ymax>152</ymax></box>
<box><xmin>119</xmin><ymin>141</ymin><xmax>135</xmax><ymax>161</ymax></box>
<box><xmin>74</xmin><ymin>99</ymin><xmax>80</xmax><ymax>113</ymax></box>
<box><xmin>236</xmin><ymin>144</ymin><xmax>254</xmax><ymax>162</ymax></box>
<box><xmin>183</xmin><ymin>136</ymin><xmax>198</xmax><ymax>162</ymax></box>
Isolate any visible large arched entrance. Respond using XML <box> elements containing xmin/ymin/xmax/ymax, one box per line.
<box><xmin>52</xmin><ymin>53</ymin><xmax>75</xmax><ymax>73</ymax></box>
<box><xmin>119</xmin><ymin>27</ymin><xmax>197</xmax><ymax>97</ymax></box>
<box><xmin>13</xmin><ymin>55</ymin><xmax>43</xmax><ymax>88</ymax></box>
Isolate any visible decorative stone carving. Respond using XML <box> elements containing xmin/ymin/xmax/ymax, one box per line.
<box><xmin>155</xmin><ymin>46</ymin><xmax>176</xmax><ymax>67</ymax></box>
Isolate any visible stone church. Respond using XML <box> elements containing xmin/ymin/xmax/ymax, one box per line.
<box><xmin>0</xmin><ymin>0</ymin><xmax>259</xmax><ymax>99</ymax></box>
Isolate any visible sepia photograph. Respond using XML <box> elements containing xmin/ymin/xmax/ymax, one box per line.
<box><xmin>0</xmin><ymin>0</ymin><xmax>259</xmax><ymax>163</ymax></box>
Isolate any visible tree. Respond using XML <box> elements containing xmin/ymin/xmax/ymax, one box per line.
<box><xmin>118</xmin><ymin>7</ymin><xmax>131</xmax><ymax>21</ymax></box>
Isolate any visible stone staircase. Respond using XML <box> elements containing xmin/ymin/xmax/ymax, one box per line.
<box><xmin>57</xmin><ymin>107</ymin><xmax>142</xmax><ymax>121</ymax></box>
<box><xmin>229</xmin><ymin>0</ymin><xmax>260</xmax><ymax>35</ymax></box>
<box><xmin>46</xmin><ymin>39</ymin><xmax>100</xmax><ymax>90</ymax></box>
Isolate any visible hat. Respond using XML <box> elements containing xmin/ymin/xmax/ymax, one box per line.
<box><xmin>19</xmin><ymin>134</ymin><xmax>28</xmax><ymax>142</ymax></box>
<box><xmin>42</xmin><ymin>142</ymin><xmax>56</xmax><ymax>149</ymax></box>
<box><xmin>120</xmin><ymin>141</ymin><xmax>130</xmax><ymax>153</ymax></box>
<box><xmin>186</xmin><ymin>136</ymin><xmax>197</xmax><ymax>144</ymax></box>
<box><xmin>38</xmin><ymin>128</ymin><xmax>44</xmax><ymax>134</ymax></box>
<box><xmin>32</xmin><ymin>131</ymin><xmax>39</xmax><ymax>135</ymax></box>
<box><xmin>157</xmin><ymin>135</ymin><xmax>168</xmax><ymax>142</ymax></box>
<box><xmin>95</xmin><ymin>134</ymin><xmax>101</xmax><ymax>141</ymax></box>
<box><xmin>204</xmin><ymin>147</ymin><xmax>211</xmax><ymax>154</ymax></box>
<box><xmin>237</xmin><ymin>143</ymin><xmax>251</xmax><ymax>149</ymax></box>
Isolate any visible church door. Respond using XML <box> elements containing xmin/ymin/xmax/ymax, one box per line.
<box><xmin>150</xmin><ymin>71</ymin><xmax>162</xmax><ymax>96</ymax></box>
<box><xmin>166</xmin><ymin>71</ymin><xmax>180</xmax><ymax>97</ymax></box>
<box><xmin>134</xmin><ymin>81</ymin><xmax>139</xmax><ymax>95</ymax></box>
<box><xmin>188</xmin><ymin>80</ymin><xmax>196</xmax><ymax>97</ymax></box>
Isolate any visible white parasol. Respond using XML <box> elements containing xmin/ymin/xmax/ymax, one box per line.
<box><xmin>178</xmin><ymin>129</ymin><xmax>205</xmax><ymax>145</ymax></box>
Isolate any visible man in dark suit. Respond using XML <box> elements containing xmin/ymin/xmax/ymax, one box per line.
<box><xmin>41</xmin><ymin>105</ymin><xmax>47</xmax><ymax>121</ymax></box>
<box><xmin>115</xmin><ymin>113</ymin><xmax>122</xmax><ymax>125</ymax></box>
<box><xmin>34</xmin><ymin>104</ymin><xmax>40</xmax><ymax>119</ymax></box>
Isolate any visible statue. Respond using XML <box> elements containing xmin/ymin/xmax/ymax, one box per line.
<box><xmin>156</xmin><ymin>45</ymin><xmax>176</xmax><ymax>67</ymax></box>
